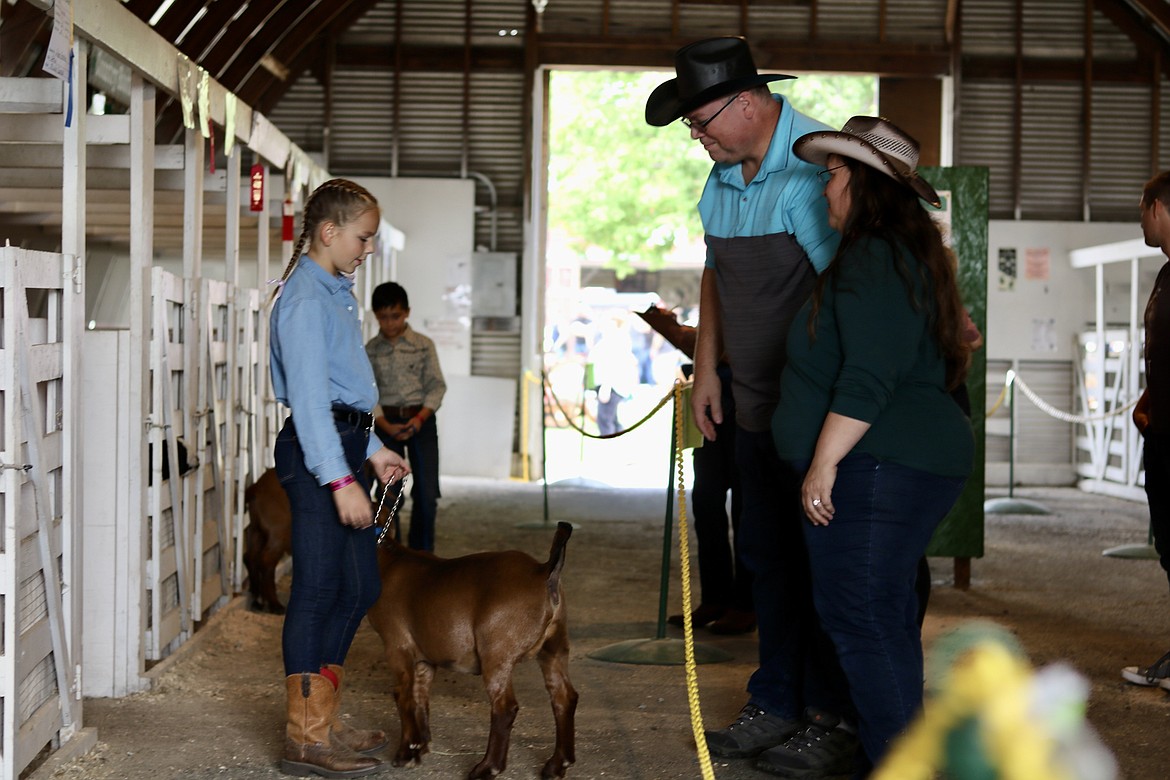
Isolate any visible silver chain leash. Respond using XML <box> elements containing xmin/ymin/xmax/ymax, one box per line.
<box><xmin>374</xmin><ymin>474</ymin><xmax>406</xmax><ymax>546</ymax></box>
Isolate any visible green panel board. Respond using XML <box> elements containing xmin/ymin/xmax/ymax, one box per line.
<box><xmin>920</xmin><ymin>166</ymin><xmax>989</xmax><ymax>559</ymax></box>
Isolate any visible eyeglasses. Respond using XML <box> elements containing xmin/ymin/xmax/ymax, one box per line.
<box><xmin>681</xmin><ymin>92</ymin><xmax>741</xmax><ymax>132</ymax></box>
<box><xmin>816</xmin><ymin>164</ymin><xmax>848</xmax><ymax>183</ymax></box>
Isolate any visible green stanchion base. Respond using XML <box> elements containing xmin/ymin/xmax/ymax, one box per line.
<box><xmin>587</xmin><ymin>637</ymin><xmax>733</xmax><ymax>665</ymax></box>
<box><xmin>1102</xmin><ymin>543</ymin><xmax>1159</xmax><ymax>560</ymax></box>
<box><xmin>983</xmin><ymin>497</ymin><xmax>1052</xmax><ymax>515</ymax></box>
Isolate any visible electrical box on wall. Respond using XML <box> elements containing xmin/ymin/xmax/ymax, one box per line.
<box><xmin>471</xmin><ymin>252</ymin><xmax>517</xmax><ymax>318</ymax></box>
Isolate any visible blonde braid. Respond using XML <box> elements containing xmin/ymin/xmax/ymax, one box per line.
<box><xmin>266</xmin><ymin>179</ymin><xmax>377</xmax><ymax>305</ymax></box>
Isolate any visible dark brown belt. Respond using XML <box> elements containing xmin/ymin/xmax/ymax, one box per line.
<box><xmin>383</xmin><ymin>404</ymin><xmax>422</xmax><ymax>419</ymax></box>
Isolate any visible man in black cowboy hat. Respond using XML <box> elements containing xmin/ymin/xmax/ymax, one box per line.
<box><xmin>646</xmin><ymin>37</ymin><xmax>857</xmax><ymax>777</ymax></box>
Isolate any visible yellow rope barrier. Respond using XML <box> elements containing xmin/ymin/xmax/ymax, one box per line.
<box><xmin>673</xmin><ymin>382</ymin><xmax>716</xmax><ymax>780</ymax></box>
<box><xmin>986</xmin><ymin>379</ymin><xmax>1009</xmax><ymax>418</ymax></box>
<box><xmin>541</xmin><ymin>370</ymin><xmax>676</xmax><ymax>440</ymax></box>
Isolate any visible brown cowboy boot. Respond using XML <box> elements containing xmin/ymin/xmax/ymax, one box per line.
<box><xmin>323</xmin><ymin>664</ymin><xmax>389</xmax><ymax>755</ymax></box>
<box><xmin>282</xmin><ymin>672</ymin><xmax>384</xmax><ymax>778</ymax></box>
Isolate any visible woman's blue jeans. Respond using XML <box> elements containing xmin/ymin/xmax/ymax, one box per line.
<box><xmin>275</xmin><ymin>416</ymin><xmax>382</xmax><ymax>676</ymax></box>
<box><xmin>799</xmin><ymin>453</ymin><xmax>964</xmax><ymax>766</ymax></box>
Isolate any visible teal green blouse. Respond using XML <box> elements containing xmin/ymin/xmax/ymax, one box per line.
<box><xmin>773</xmin><ymin>236</ymin><xmax>974</xmax><ymax>478</ymax></box>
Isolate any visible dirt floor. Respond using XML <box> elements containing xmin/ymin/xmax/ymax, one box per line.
<box><xmin>30</xmin><ymin>481</ymin><xmax>1170</xmax><ymax>780</ymax></box>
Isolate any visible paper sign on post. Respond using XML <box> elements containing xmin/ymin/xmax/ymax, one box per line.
<box><xmin>42</xmin><ymin>0</ymin><xmax>73</xmax><ymax>81</ymax></box>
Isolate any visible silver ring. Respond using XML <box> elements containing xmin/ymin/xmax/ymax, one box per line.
<box><xmin>812</xmin><ymin>498</ymin><xmax>822</xmax><ymax>507</ymax></box>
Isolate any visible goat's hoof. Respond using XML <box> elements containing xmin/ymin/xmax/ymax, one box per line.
<box><xmin>467</xmin><ymin>762</ymin><xmax>502</xmax><ymax>779</ymax></box>
<box><xmin>541</xmin><ymin>758</ymin><xmax>571</xmax><ymax>778</ymax></box>
<box><xmin>393</xmin><ymin>751</ymin><xmax>421</xmax><ymax>768</ymax></box>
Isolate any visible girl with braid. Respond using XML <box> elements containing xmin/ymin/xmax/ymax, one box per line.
<box><xmin>269</xmin><ymin>178</ymin><xmax>408</xmax><ymax>778</ymax></box>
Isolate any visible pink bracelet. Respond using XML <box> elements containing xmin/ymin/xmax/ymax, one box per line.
<box><xmin>329</xmin><ymin>475</ymin><xmax>356</xmax><ymax>492</ymax></box>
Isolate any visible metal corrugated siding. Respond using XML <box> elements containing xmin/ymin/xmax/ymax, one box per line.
<box><xmin>957</xmin><ymin>0</ymin><xmax>1015</xmax><ymax>57</ymax></box>
<box><xmin>397</xmin><ymin>72</ymin><xmax>467</xmax><ymax>176</ymax></box>
<box><xmin>1090</xmin><ymin>83</ymin><xmax>1154</xmax><ymax>221</ymax></box>
<box><xmin>265</xmin><ymin>73</ymin><xmax>326</xmax><ymax>153</ymax></box>
<box><xmin>400</xmin><ymin>0</ymin><xmax>471</xmax><ymax>46</ymax></box>
<box><xmin>886</xmin><ymin>0</ymin><xmax>948</xmax><ymax>45</ymax></box>
<box><xmin>818</xmin><ymin>0</ymin><xmax>882</xmax><ymax>39</ymax></box>
<box><xmin>540</xmin><ymin>0</ymin><xmax>605</xmax><ymax>35</ymax></box>
<box><xmin>747</xmin><ymin>4</ymin><xmax>814</xmax><ymax>39</ymax></box>
<box><xmin>470</xmin><ymin>71</ymin><xmax>526</xmax><ymax>254</ymax></box>
<box><xmin>470</xmin><ymin>1</ymin><xmax>529</xmax><ymax>44</ymax></box>
<box><xmin>1021</xmin><ymin>0</ymin><xmax>1083</xmax><ymax>58</ymax></box>
<box><xmin>343</xmin><ymin>1</ymin><xmax>394</xmax><ymax>42</ymax></box>
<box><xmin>1162</xmin><ymin>75</ymin><xmax>1170</xmax><ymax>173</ymax></box>
<box><xmin>1016</xmin><ymin>360</ymin><xmax>1073</xmax><ymax>465</ymax></box>
<box><xmin>609</xmin><ymin>1</ymin><xmax>673</xmax><ymax>36</ymax></box>
<box><xmin>677</xmin><ymin>5</ymin><xmax>742</xmax><ymax>37</ymax></box>
<box><xmin>956</xmin><ymin>81</ymin><xmax>1014</xmax><ymax>219</ymax></box>
<box><xmin>1019</xmin><ymin>83</ymin><xmax>1082</xmax><ymax>220</ymax></box>
<box><xmin>471</xmin><ymin>326</ymin><xmax>522</xmax><ymax>377</ymax></box>
<box><xmin>331</xmin><ymin>68</ymin><xmax>395</xmax><ymax>174</ymax></box>
<box><xmin>1091</xmin><ymin>7</ymin><xmax>1138</xmax><ymax>60</ymax></box>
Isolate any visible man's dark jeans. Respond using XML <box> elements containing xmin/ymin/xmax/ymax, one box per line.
<box><xmin>376</xmin><ymin>414</ymin><xmax>441</xmax><ymax>552</ymax></box>
<box><xmin>1145</xmin><ymin>433</ymin><xmax>1170</xmax><ymax>590</ymax></box>
<box><xmin>735</xmin><ymin>428</ymin><xmax>850</xmax><ymax>720</ymax></box>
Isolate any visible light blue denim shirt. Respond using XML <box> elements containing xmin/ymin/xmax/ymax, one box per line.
<box><xmin>270</xmin><ymin>256</ymin><xmax>381</xmax><ymax>485</ymax></box>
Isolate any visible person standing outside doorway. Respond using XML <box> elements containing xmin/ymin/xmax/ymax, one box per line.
<box><xmin>1123</xmin><ymin>170</ymin><xmax>1170</xmax><ymax>687</ymax></box>
<box><xmin>645</xmin><ymin>37</ymin><xmax>856</xmax><ymax>776</ymax></box>
<box><xmin>366</xmin><ymin>282</ymin><xmax>446</xmax><ymax>552</ymax></box>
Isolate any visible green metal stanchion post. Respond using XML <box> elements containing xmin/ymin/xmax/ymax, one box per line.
<box><xmin>588</xmin><ymin>390</ymin><xmax>730</xmax><ymax>665</ymax></box>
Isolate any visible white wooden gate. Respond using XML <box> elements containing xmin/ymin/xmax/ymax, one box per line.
<box><xmin>145</xmin><ymin>268</ymin><xmax>193</xmax><ymax>659</ymax></box>
<box><xmin>0</xmin><ymin>246</ymin><xmax>82</xmax><ymax>780</ymax></box>
<box><xmin>83</xmin><ymin>271</ymin><xmax>264</xmax><ymax>694</ymax></box>
<box><xmin>1075</xmin><ymin>329</ymin><xmax>1145</xmax><ymax>500</ymax></box>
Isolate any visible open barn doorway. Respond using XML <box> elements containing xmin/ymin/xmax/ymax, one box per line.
<box><xmin>537</xmin><ymin>68</ymin><xmax>878</xmax><ymax>488</ymax></box>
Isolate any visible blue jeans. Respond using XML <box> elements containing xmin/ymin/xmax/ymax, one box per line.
<box><xmin>736</xmin><ymin>428</ymin><xmax>851</xmax><ymax>720</ymax></box>
<box><xmin>799</xmin><ymin>453</ymin><xmax>965</xmax><ymax>766</ymax></box>
<box><xmin>376</xmin><ymin>414</ymin><xmax>441</xmax><ymax>552</ymax></box>
<box><xmin>276</xmin><ymin>416</ymin><xmax>382</xmax><ymax>676</ymax></box>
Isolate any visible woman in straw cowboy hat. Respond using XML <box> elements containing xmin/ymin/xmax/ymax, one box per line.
<box><xmin>770</xmin><ymin>117</ymin><xmax>974</xmax><ymax>775</ymax></box>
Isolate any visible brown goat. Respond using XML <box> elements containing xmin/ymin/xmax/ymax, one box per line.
<box><xmin>242</xmin><ymin>469</ymin><xmax>291</xmax><ymax>614</ymax></box>
<box><xmin>365</xmin><ymin>522</ymin><xmax>578</xmax><ymax>779</ymax></box>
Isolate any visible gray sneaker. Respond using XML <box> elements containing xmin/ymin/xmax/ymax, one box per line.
<box><xmin>754</xmin><ymin>709</ymin><xmax>859</xmax><ymax>778</ymax></box>
<box><xmin>704</xmin><ymin>704</ymin><xmax>802</xmax><ymax>759</ymax></box>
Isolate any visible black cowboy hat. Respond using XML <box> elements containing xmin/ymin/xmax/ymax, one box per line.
<box><xmin>645</xmin><ymin>37</ymin><xmax>794</xmax><ymax>127</ymax></box>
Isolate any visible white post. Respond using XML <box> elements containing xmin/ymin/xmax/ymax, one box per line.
<box><xmin>60</xmin><ymin>38</ymin><xmax>87</xmax><ymax>723</ymax></box>
<box><xmin>128</xmin><ymin>71</ymin><xmax>155</xmax><ymax>686</ymax></box>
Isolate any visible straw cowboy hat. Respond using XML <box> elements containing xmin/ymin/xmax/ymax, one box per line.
<box><xmin>645</xmin><ymin>37</ymin><xmax>794</xmax><ymax>127</ymax></box>
<box><xmin>792</xmin><ymin>116</ymin><xmax>941</xmax><ymax>207</ymax></box>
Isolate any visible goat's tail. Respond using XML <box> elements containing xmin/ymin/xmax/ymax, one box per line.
<box><xmin>544</xmin><ymin>522</ymin><xmax>573</xmax><ymax>604</ymax></box>
<box><xmin>546</xmin><ymin>522</ymin><xmax>573</xmax><ymax>572</ymax></box>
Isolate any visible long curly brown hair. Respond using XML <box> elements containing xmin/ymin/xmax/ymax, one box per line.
<box><xmin>807</xmin><ymin>160</ymin><xmax>970</xmax><ymax>390</ymax></box>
